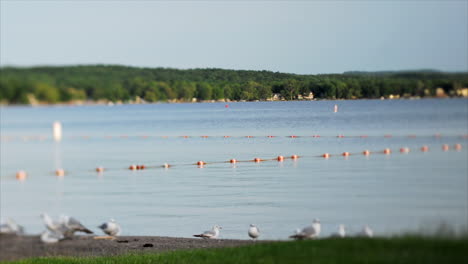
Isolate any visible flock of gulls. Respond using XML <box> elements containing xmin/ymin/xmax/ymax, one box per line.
<box><xmin>1</xmin><ymin>216</ymin><xmax>373</xmax><ymax>243</ymax></box>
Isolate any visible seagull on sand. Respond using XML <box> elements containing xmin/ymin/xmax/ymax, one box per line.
<box><xmin>248</xmin><ymin>224</ymin><xmax>260</xmax><ymax>240</ymax></box>
<box><xmin>193</xmin><ymin>225</ymin><xmax>222</xmax><ymax>239</ymax></box>
<box><xmin>59</xmin><ymin>215</ymin><xmax>93</xmax><ymax>238</ymax></box>
<box><xmin>0</xmin><ymin>218</ymin><xmax>24</xmax><ymax>235</ymax></box>
<box><xmin>330</xmin><ymin>224</ymin><xmax>346</xmax><ymax>238</ymax></box>
<box><xmin>40</xmin><ymin>230</ymin><xmax>64</xmax><ymax>244</ymax></box>
<box><xmin>289</xmin><ymin>218</ymin><xmax>321</xmax><ymax>240</ymax></box>
<box><xmin>98</xmin><ymin>219</ymin><xmax>121</xmax><ymax>237</ymax></box>
<box><xmin>358</xmin><ymin>225</ymin><xmax>373</xmax><ymax>238</ymax></box>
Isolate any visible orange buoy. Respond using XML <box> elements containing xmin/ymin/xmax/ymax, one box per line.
<box><xmin>225</xmin><ymin>104</ymin><xmax>229</xmax><ymax>108</ymax></box>
<box><xmin>291</xmin><ymin>154</ymin><xmax>299</xmax><ymax>160</ymax></box>
<box><xmin>183</xmin><ymin>136</ymin><xmax>189</xmax><ymax>138</ymax></box>
<box><xmin>342</xmin><ymin>152</ymin><xmax>350</xmax><ymax>157</ymax></box>
<box><xmin>290</xmin><ymin>135</ymin><xmax>297</xmax><ymax>138</ymax></box>
<box><xmin>322</xmin><ymin>153</ymin><xmax>330</xmax><ymax>158</ymax></box>
<box><xmin>421</xmin><ymin>146</ymin><xmax>429</xmax><ymax>152</ymax></box>
<box><xmin>137</xmin><ymin>165</ymin><xmax>145</xmax><ymax>170</ymax></box>
<box><xmin>201</xmin><ymin>135</ymin><xmax>209</xmax><ymax>138</ymax></box>
<box><xmin>360</xmin><ymin>135</ymin><xmax>368</xmax><ymax>138</ymax></box>
<box><xmin>253</xmin><ymin>158</ymin><xmax>262</xmax><ymax>163</ymax></box>
<box><xmin>197</xmin><ymin>161</ymin><xmax>206</xmax><ymax>166</ymax></box>
<box><xmin>312</xmin><ymin>135</ymin><xmax>320</xmax><ymax>138</ymax></box>
<box><xmin>96</xmin><ymin>167</ymin><xmax>105</xmax><ymax>173</ymax></box>
<box><xmin>16</xmin><ymin>170</ymin><xmax>27</xmax><ymax>181</ymax></box>
<box><xmin>230</xmin><ymin>159</ymin><xmax>237</xmax><ymax>164</ymax></box>
<box><xmin>400</xmin><ymin>147</ymin><xmax>410</xmax><ymax>153</ymax></box>
<box><xmin>442</xmin><ymin>144</ymin><xmax>450</xmax><ymax>151</ymax></box>
<box><xmin>337</xmin><ymin>135</ymin><xmax>344</xmax><ymax>138</ymax></box>
<box><xmin>163</xmin><ymin>163</ymin><xmax>171</xmax><ymax>168</ymax></box>
<box><xmin>267</xmin><ymin>135</ymin><xmax>275</xmax><ymax>138</ymax></box>
<box><xmin>224</xmin><ymin>136</ymin><xmax>230</xmax><ymax>138</ymax></box>
<box><xmin>383</xmin><ymin>148</ymin><xmax>391</xmax><ymax>154</ymax></box>
<box><xmin>277</xmin><ymin>155</ymin><xmax>284</xmax><ymax>162</ymax></box>
<box><xmin>246</xmin><ymin>136</ymin><xmax>254</xmax><ymax>138</ymax></box>
<box><xmin>363</xmin><ymin>150</ymin><xmax>370</xmax><ymax>156</ymax></box>
<box><xmin>454</xmin><ymin>143</ymin><xmax>462</xmax><ymax>150</ymax></box>
<box><xmin>55</xmin><ymin>169</ymin><xmax>65</xmax><ymax>177</ymax></box>
<box><xmin>129</xmin><ymin>164</ymin><xmax>137</xmax><ymax>170</ymax></box>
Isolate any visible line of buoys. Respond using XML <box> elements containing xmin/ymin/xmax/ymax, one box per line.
<box><xmin>12</xmin><ymin>143</ymin><xmax>464</xmax><ymax>180</ymax></box>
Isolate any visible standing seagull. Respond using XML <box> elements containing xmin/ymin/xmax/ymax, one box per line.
<box><xmin>0</xmin><ymin>218</ymin><xmax>24</xmax><ymax>235</ymax></box>
<box><xmin>248</xmin><ymin>224</ymin><xmax>260</xmax><ymax>240</ymax></box>
<box><xmin>331</xmin><ymin>224</ymin><xmax>346</xmax><ymax>238</ymax></box>
<box><xmin>358</xmin><ymin>225</ymin><xmax>373</xmax><ymax>238</ymax></box>
<box><xmin>290</xmin><ymin>218</ymin><xmax>321</xmax><ymax>239</ymax></box>
<box><xmin>59</xmin><ymin>215</ymin><xmax>93</xmax><ymax>238</ymax></box>
<box><xmin>40</xmin><ymin>213</ymin><xmax>67</xmax><ymax>235</ymax></box>
<box><xmin>40</xmin><ymin>230</ymin><xmax>64</xmax><ymax>244</ymax></box>
<box><xmin>193</xmin><ymin>225</ymin><xmax>222</xmax><ymax>239</ymax></box>
<box><xmin>98</xmin><ymin>219</ymin><xmax>121</xmax><ymax>237</ymax></box>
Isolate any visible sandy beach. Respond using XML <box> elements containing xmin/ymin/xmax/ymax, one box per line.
<box><xmin>0</xmin><ymin>234</ymin><xmax>260</xmax><ymax>262</ymax></box>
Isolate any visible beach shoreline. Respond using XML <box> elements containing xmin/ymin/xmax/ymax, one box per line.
<box><xmin>0</xmin><ymin>234</ymin><xmax>261</xmax><ymax>262</ymax></box>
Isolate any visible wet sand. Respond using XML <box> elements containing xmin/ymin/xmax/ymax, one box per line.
<box><xmin>0</xmin><ymin>234</ymin><xmax>261</xmax><ymax>262</ymax></box>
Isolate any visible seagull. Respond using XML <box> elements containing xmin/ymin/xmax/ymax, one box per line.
<box><xmin>0</xmin><ymin>218</ymin><xmax>24</xmax><ymax>235</ymax></box>
<box><xmin>358</xmin><ymin>225</ymin><xmax>373</xmax><ymax>238</ymax></box>
<box><xmin>248</xmin><ymin>224</ymin><xmax>260</xmax><ymax>240</ymax></box>
<box><xmin>40</xmin><ymin>213</ymin><xmax>67</xmax><ymax>235</ymax></box>
<box><xmin>193</xmin><ymin>225</ymin><xmax>222</xmax><ymax>239</ymax></box>
<box><xmin>330</xmin><ymin>224</ymin><xmax>346</xmax><ymax>238</ymax></box>
<box><xmin>40</xmin><ymin>230</ymin><xmax>64</xmax><ymax>244</ymax></box>
<box><xmin>289</xmin><ymin>218</ymin><xmax>321</xmax><ymax>239</ymax></box>
<box><xmin>59</xmin><ymin>215</ymin><xmax>93</xmax><ymax>238</ymax></box>
<box><xmin>98</xmin><ymin>219</ymin><xmax>121</xmax><ymax>236</ymax></box>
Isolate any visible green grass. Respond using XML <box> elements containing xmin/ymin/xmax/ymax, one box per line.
<box><xmin>9</xmin><ymin>236</ymin><xmax>468</xmax><ymax>264</ymax></box>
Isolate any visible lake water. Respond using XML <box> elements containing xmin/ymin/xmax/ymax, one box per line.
<box><xmin>1</xmin><ymin>99</ymin><xmax>467</xmax><ymax>239</ymax></box>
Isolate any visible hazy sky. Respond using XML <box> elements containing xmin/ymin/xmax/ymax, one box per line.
<box><xmin>1</xmin><ymin>0</ymin><xmax>467</xmax><ymax>74</ymax></box>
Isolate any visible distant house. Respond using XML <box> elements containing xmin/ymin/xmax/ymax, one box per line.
<box><xmin>303</xmin><ymin>92</ymin><xmax>314</xmax><ymax>100</ymax></box>
<box><xmin>268</xmin><ymin>93</ymin><xmax>283</xmax><ymax>101</ymax></box>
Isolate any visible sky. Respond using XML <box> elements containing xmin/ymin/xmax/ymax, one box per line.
<box><xmin>0</xmin><ymin>0</ymin><xmax>467</xmax><ymax>74</ymax></box>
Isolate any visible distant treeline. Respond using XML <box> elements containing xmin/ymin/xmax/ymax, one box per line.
<box><xmin>0</xmin><ymin>65</ymin><xmax>467</xmax><ymax>104</ymax></box>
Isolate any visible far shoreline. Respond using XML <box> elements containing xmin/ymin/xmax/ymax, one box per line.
<box><xmin>1</xmin><ymin>96</ymin><xmax>466</xmax><ymax>108</ymax></box>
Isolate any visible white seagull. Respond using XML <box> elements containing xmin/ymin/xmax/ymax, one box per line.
<box><xmin>40</xmin><ymin>213</ymin><xmax>67</xmax><ymax>235</ymax></box>
<box><xmin>248</xmin><ymin>224</ymin><xmax>260</xmax><ymax>240</ymax></box>
<box><xmin>98</xmin><ymin>219</ymin><xmax>121</xmax><ymax>236</ymax></box>
<box><xmin>358</xmin><ymin>225</ymin><xmax>373</xmax><ymax>238</ymax></box>
<box><xmin>331</xmin><ymin>224</ymin><xmax>346</xmax><ymax>238</ymax></box>
<box><xmin>40</xmin><ymin>230</ymin><xmax>64</xmax><ymax>244</ymax></box>
<box><xmin>59</xmin><ymin>215</ymin><xmax>93</xmax><ymax>238</ymax></box>
<box><xmin>0</xmin><ymin>218</ymin><xmax>24</xmax><ymax>235</ymax></box>
<box><xmin>290</xmin><ymin>218</ymin><xmax>321</xmax><ymax>239</ymax></box>
<box><xmin>193</xmin><ymin>225</ymin><xmax>222</xmax><ymax>239</ymax></box>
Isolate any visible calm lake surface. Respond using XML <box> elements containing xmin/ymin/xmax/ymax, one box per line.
<box><xmin>1</xmin><ymin>99</ymin><xmax>467</xmax><ymax>239</ymax></box>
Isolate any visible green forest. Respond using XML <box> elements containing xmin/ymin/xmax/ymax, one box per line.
<box><xmin>1</xmin><ymin>65</ymin><xmax>467</xmax><ymax>104</ymax></box>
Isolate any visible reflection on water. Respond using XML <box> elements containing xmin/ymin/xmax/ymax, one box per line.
<box><xmin>0</xmin><ymin>99</ymin><xmax>467</xmax><ymax>239</ymax></box>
